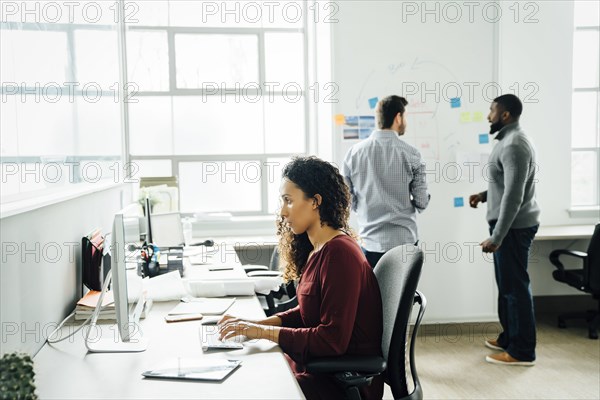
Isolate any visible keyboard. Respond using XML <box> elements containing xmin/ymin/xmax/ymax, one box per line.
<box><xmin>200</xmin><ymin>328</ymin><xmax>245</xmax><ymax>351</ymax></box>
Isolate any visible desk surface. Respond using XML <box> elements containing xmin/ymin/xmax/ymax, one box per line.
<box><xmin>535</xmin><ymin>224</ymin><xmax>596</xmax><ymax>241</ymax></box>
<box><xmin>34</xmin><ymin>247</ymin><xmax>304</xmax><ymax>399</ymax></box>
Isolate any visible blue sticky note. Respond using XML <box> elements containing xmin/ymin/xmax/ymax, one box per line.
<box><xmin>479</xmin><ymin>133</ymin><xmax>489</xmax><ymax>144</ymax></box>
<box><xmin>450</xmin><ymin>98</ymin><xmax>461</xmax><ymax>108</ymax></box>
<box><xmin>454</xmin><ymin>197</ymin><xmax>464</xmax><ymax>207</ymax></box>
<box><xmin>368</xmin><ymin>97</ymin><xmax>379</xmax><ymax>109</ymax></box>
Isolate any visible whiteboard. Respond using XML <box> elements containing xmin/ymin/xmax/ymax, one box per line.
<box><xmin>332</xmin><ymin>1</ymin><xmax>501</xmax><ymax>322</ymax></box>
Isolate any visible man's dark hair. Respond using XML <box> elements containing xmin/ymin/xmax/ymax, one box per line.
<box><xmin>493</xmin><ymin>94</ymin><xmax>523</xmax><ymax>118</ymax></box>
<box><xmin>376</xmin><ymin>95</ymin><xmax>408</xmax><ymax>129</ymax></box>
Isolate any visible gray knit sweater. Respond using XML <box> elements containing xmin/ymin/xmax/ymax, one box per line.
<box><xmin>480</xmin><ymin>122</ymin><xmax>541</xmax><ymax>245</ymax></box>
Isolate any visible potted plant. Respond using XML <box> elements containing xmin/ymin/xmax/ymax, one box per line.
<box><xmin>0</xmin><ymin>352</ymin><xmax>38</xmax><ymax>399</ymax></box>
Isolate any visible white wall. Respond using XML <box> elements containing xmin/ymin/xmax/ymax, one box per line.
<box><xmin>1</xmin><ymin>185</ymin><xmax>130</xmax><ymax>356</ymax></box>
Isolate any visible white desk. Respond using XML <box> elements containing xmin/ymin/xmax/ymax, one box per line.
<box><xmin>33</xmin><ymin>246</ymin><xmax>304</xmax><ymax>399</ymax></box>
<box><xmin>535</xmin><ymin>224</ymin><xmax>595</xmax><ymax>241</ymax></box>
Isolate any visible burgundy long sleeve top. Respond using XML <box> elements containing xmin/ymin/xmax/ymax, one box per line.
<box><xmin>276</xmin><ymin>234</ymin><xmax>383</xmax><ymax>399</ymax></box>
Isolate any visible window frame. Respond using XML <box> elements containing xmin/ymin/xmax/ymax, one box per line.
<box><xmin>571</xmin><ymin>21</ymin><xmax>600</xmax><ymax>209</ymax></box>
<box><xmin>126</xmin><ymin>12</ymin><xmax>311</xmax><ymax>217</ymax></box>
<box><xmin>0</xmin><ymin>18</ymin><xmax>128</xmax><ymax>205</ymax></box>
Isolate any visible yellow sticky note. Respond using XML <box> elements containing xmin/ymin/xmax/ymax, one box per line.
<box><xmin>473</xmin><ymin>112</ymin><xmax>484</xmax><ymax>122</ymax></box>
<box><xmin>334</xmin><ymin>114</ymin><xmax>345</xmax><ymax>126</ymax></box>
<box><xmin>460</xmin><ymin>112</ymin><xmax>471</xmax><ymax>123</ymax></box>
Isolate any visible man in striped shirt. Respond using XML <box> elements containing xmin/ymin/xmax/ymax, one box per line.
<box><xmin>343</xmin><ymin>95</ymin><xmax>430</xmax><ymax>268</ymax></box>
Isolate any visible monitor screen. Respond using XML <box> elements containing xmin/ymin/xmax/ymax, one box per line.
<box><xmin>150</xmin><ymin>212</ymin><xmax>185</xmax><ymax>248</ymax></box>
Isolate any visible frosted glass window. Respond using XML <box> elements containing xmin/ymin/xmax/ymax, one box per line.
<box><xmin>0</xmin><ymin>30</ymin><xmax>69</xmax><ymax>86</ymax></box>
<box><xmin>265</xmin><ymin>32</ymin><xmax>304</xmax><ymax>86</ymax></box>
<box><xmin>572</xmin><ymin>31</ymin><xmax>599</xmax><ymax>89</ymax></box>
<box><xmin>76</xmin><ymin>97</ymin><xmax>121</xmax><ymax>156</ymax></box>
<box><xmin>129</xmin><ymin>97</ymin><xmax>174</xmax><ymax>155</ymax></box>
<box><xmin>264</xmin><ymin>96</ymin><xmax>305</xmax><ymax>153</ymax></box>
<box><xmin>574</xmin><ymin>0</ymin><xmax>600</xmax><ymax>27</ymax></box>
<box><xmin>127</xmin><ymin>30</ymin><xmax>169</xmax><ymax>91</ymax></box>
<box><xmin>132</xmin><ymin>159</ymin><xmax>173</xmax><ymax>177</ymax></box>
<box><xmin>179</xmin><ymin>161</ymin><xmax>262</xmax><ymax>212</ymax></box>
<box><xmin>571</xmin><ymin>152</ymin><xmax>598</xmax><ymax>206</ymax></box>
<box><xmin>267</xmin><ymin>157</ymin><xmax>292</xmax><ymax>213</ymax></box>
<box><xmin>175</xmin><ymin>34</ymin><xmax>259</xmax><ymax>88</ymax></box>
<box><xmin>571</xmin><ymin>92</ymin><xmax>599</xmax><ymax>148</ymax></box>
<box><xmin>15</xmin><ymin>98</ymin><xmax>75</xmax><ymax>156</ymax></box>
<box><xmin>74</xmin><ymin>30</ymin><xmax>119</xmax><ymax>90</ymax></box>
<box><xmin>169</xmin><ymin>0</ymin><xmax>262</xmax><ymax>28</ymax></box>
<box><xmin>173</xmin><ymin>96</ymin><xmax>263</xmax><ymax>155</ymax></box>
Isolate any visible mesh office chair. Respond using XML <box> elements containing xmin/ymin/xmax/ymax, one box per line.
<box><xmin>550</xmin><ymin>223</ymin><xmax>600</xmax><ymax>339</ymax></box>
<box><xmin>305</xmin><ymin>244</ymin><xmax>426</xmax><ymax>400</ymax></box>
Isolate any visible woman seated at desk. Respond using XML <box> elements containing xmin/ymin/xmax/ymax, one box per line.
<box><xmin>219</xmin><ymin>156</ymin><xmax>384</xmax><ymax>400</ymax></box>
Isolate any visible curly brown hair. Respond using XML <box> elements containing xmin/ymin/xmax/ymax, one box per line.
<box><xmin>276</xmin><ymin>156</ymin><xmax>356</xmax><ymax>281</ymax></box>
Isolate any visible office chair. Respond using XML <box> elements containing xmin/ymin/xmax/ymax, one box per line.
<box><xmin>245</xmin><ymin>248</ymin><xmax>298</xmax><ymax>316</ymax></box>
<box><xmin>305</xmin><ymin>244</ymin><xmax>426</xmax><ymax>400</ymax></box>
<box><xmin>550</xmin><ymin>223</ymin><xmax>600</xmax><ymax>339</ymax></box>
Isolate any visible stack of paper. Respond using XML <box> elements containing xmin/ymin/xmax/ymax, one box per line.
<box><xmin>75</xmin><ymin>290</ymin><xmax>151</xmax><ymax>320</ymax></box>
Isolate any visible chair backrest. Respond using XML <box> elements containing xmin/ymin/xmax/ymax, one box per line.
<box><xmin>374</xmin><ymin>245</ymin><xmax>424</xmax><ymax>398</ymax></box>
<box><xmin>269</xmin><ymin>247</ymin><xmax>280</xmax><ymax>272</ymax></box>
<box><xmin>586</xmin><ymin>223</ymin><xmax>600</xmax><ymax>292</ymax></box>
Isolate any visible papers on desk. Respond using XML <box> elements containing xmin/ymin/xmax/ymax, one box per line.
<box><xmin>75</xmin><ymin>290</ymin><xmax>152</xmax><ymax>320</ymax></box>
<box><xmin>169</xmin><ymin>298</ymin><xmax>235</xmax><ymax>315</ymax></box>
<box><xmin>186</xmin><ymin>280</ymin><xmax>255</xmax><ymax>297</ymax></box>
<box><xmin>250</xmin><ymin>276</ymin><xmax>283</xmax><ymax>295</ymax></box>
<box><xmin>143</xmin><ymin>271</ymin><xmax>187</xmax><ymax>301</ymax></box>
<box><xmin>142</xmin><ymin>359</ymin><xmax>242</xmax><ymax>381</ymax></box>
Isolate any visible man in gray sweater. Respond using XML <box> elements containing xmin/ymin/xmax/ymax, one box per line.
<box><xmin>469</xmin><ymin>94</ymin><xmax>541</xmax><ymax>366</ymax></box>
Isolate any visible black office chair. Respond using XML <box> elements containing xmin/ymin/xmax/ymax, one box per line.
<box><xmin>245</xmin><ymin>248</ymin><xmax>298</xmax><ymax>316</ymax></box>
<box><xmin>550</xmin><ymin>223</ymin><xmax>600</xmax><ymax>339</ymax></box>
<box><xmin>305</xmin><ymin>245</ymin><xmax>426</xmax><ymax>400</ymax></box>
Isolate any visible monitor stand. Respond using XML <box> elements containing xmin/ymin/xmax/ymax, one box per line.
<box><xmin>84</xmin><ymin>271</ymin><xmax>148</xmax><ymax>353</ymax></box>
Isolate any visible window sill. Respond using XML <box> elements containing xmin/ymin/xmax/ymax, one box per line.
<box><xmin>1</xmin><ymin>181</ymin><xmax>125</xmax><ymax>219</ymax></box>
<box><xmin>568</xmin><ymin>206</ymin><xmax>600</xmax><ymax>219</ymax></box>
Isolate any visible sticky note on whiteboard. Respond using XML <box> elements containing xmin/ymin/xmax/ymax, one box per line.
<box><xmin>450</xmin><ymin>98</ymin><xmax>461</xmax><ymax>108</ymax></box>
<box><xmin>479</xmin><ymin>133</ymin><xmax>490</xmax><ymax>144</ymax></box>
<box><xmin>460</xmin><ymin>112</ymin><xmax>471</xmax><ymax>123</ymax></box>
<box><xmin>368</xmin><ymin>97</ymin><xmax>379</xmax><ymax>109</ymax></box>
<box><xmin>473</xmin><ymin>111</ymin><xmax>484</xmax><ymax>122</ymax></box>
<box><xmin>334</xmin><ymin>114</ymin><xmax>345</xmax><ymax>125</ymax></box>
<box><xmin>454</xmin><ymin>197</ymin><xmax>464</xmax><ymax>207</ymax></box>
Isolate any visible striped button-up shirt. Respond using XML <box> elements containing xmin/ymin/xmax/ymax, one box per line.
<box><xmin>343</xmin><ymin>130</ymin><xmax>430</xmax><ymax>252</ymax></box>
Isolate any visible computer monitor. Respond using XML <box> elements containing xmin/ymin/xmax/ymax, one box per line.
<box><xmin>150</xmin><ymin>212</ymin><xmax>185</xmax><ymax>248</ymax></box>
<box><xmin>85</xmin><ymin>203</ymin><xmax>148</xmax><ymax>353</ymax></box>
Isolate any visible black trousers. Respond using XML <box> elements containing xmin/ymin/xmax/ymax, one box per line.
<box><xmin>362</xmin><ymin>242</ymin><xmax>418</xmax><ymax>269</ymax></box>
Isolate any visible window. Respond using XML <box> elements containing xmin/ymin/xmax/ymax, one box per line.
<box><xmin>571</xmin><ymin>1</ymin><xmax>600</xmax><ymax>208</ymax></box>
<box><xmin>0</xmin><ymin>1</ymin><xmax>125</xmax><ymax>203</ymax></box>
<box><xmin>127</xmin><ymin>1</ymin><xmax>308</xmax><ymax>215</ymax></box>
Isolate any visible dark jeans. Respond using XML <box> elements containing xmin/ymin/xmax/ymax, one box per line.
<box><xmin>362</xmin><ymin>242</ymin><xmax>418</xmax><ymax>269</ymax></box>
<box><xmin>489</xmin><ymin>221</ymin><xmax>539</xmax><ymax>361</ymax></box>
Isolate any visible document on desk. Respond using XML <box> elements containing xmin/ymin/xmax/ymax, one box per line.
<box><xmin>142</xmin><ymin>359</ymin><xmax>242</xmax><ymax>381</ymax></box>
<box><xmin>187</xmin><ymin>280</ymin><xmax>255</xmax><ymax>297</ymax></box>
<box><xmin>169</xmin><ymin>298</ymin><xmax>235</xmax><ymax>315</ymax></box>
